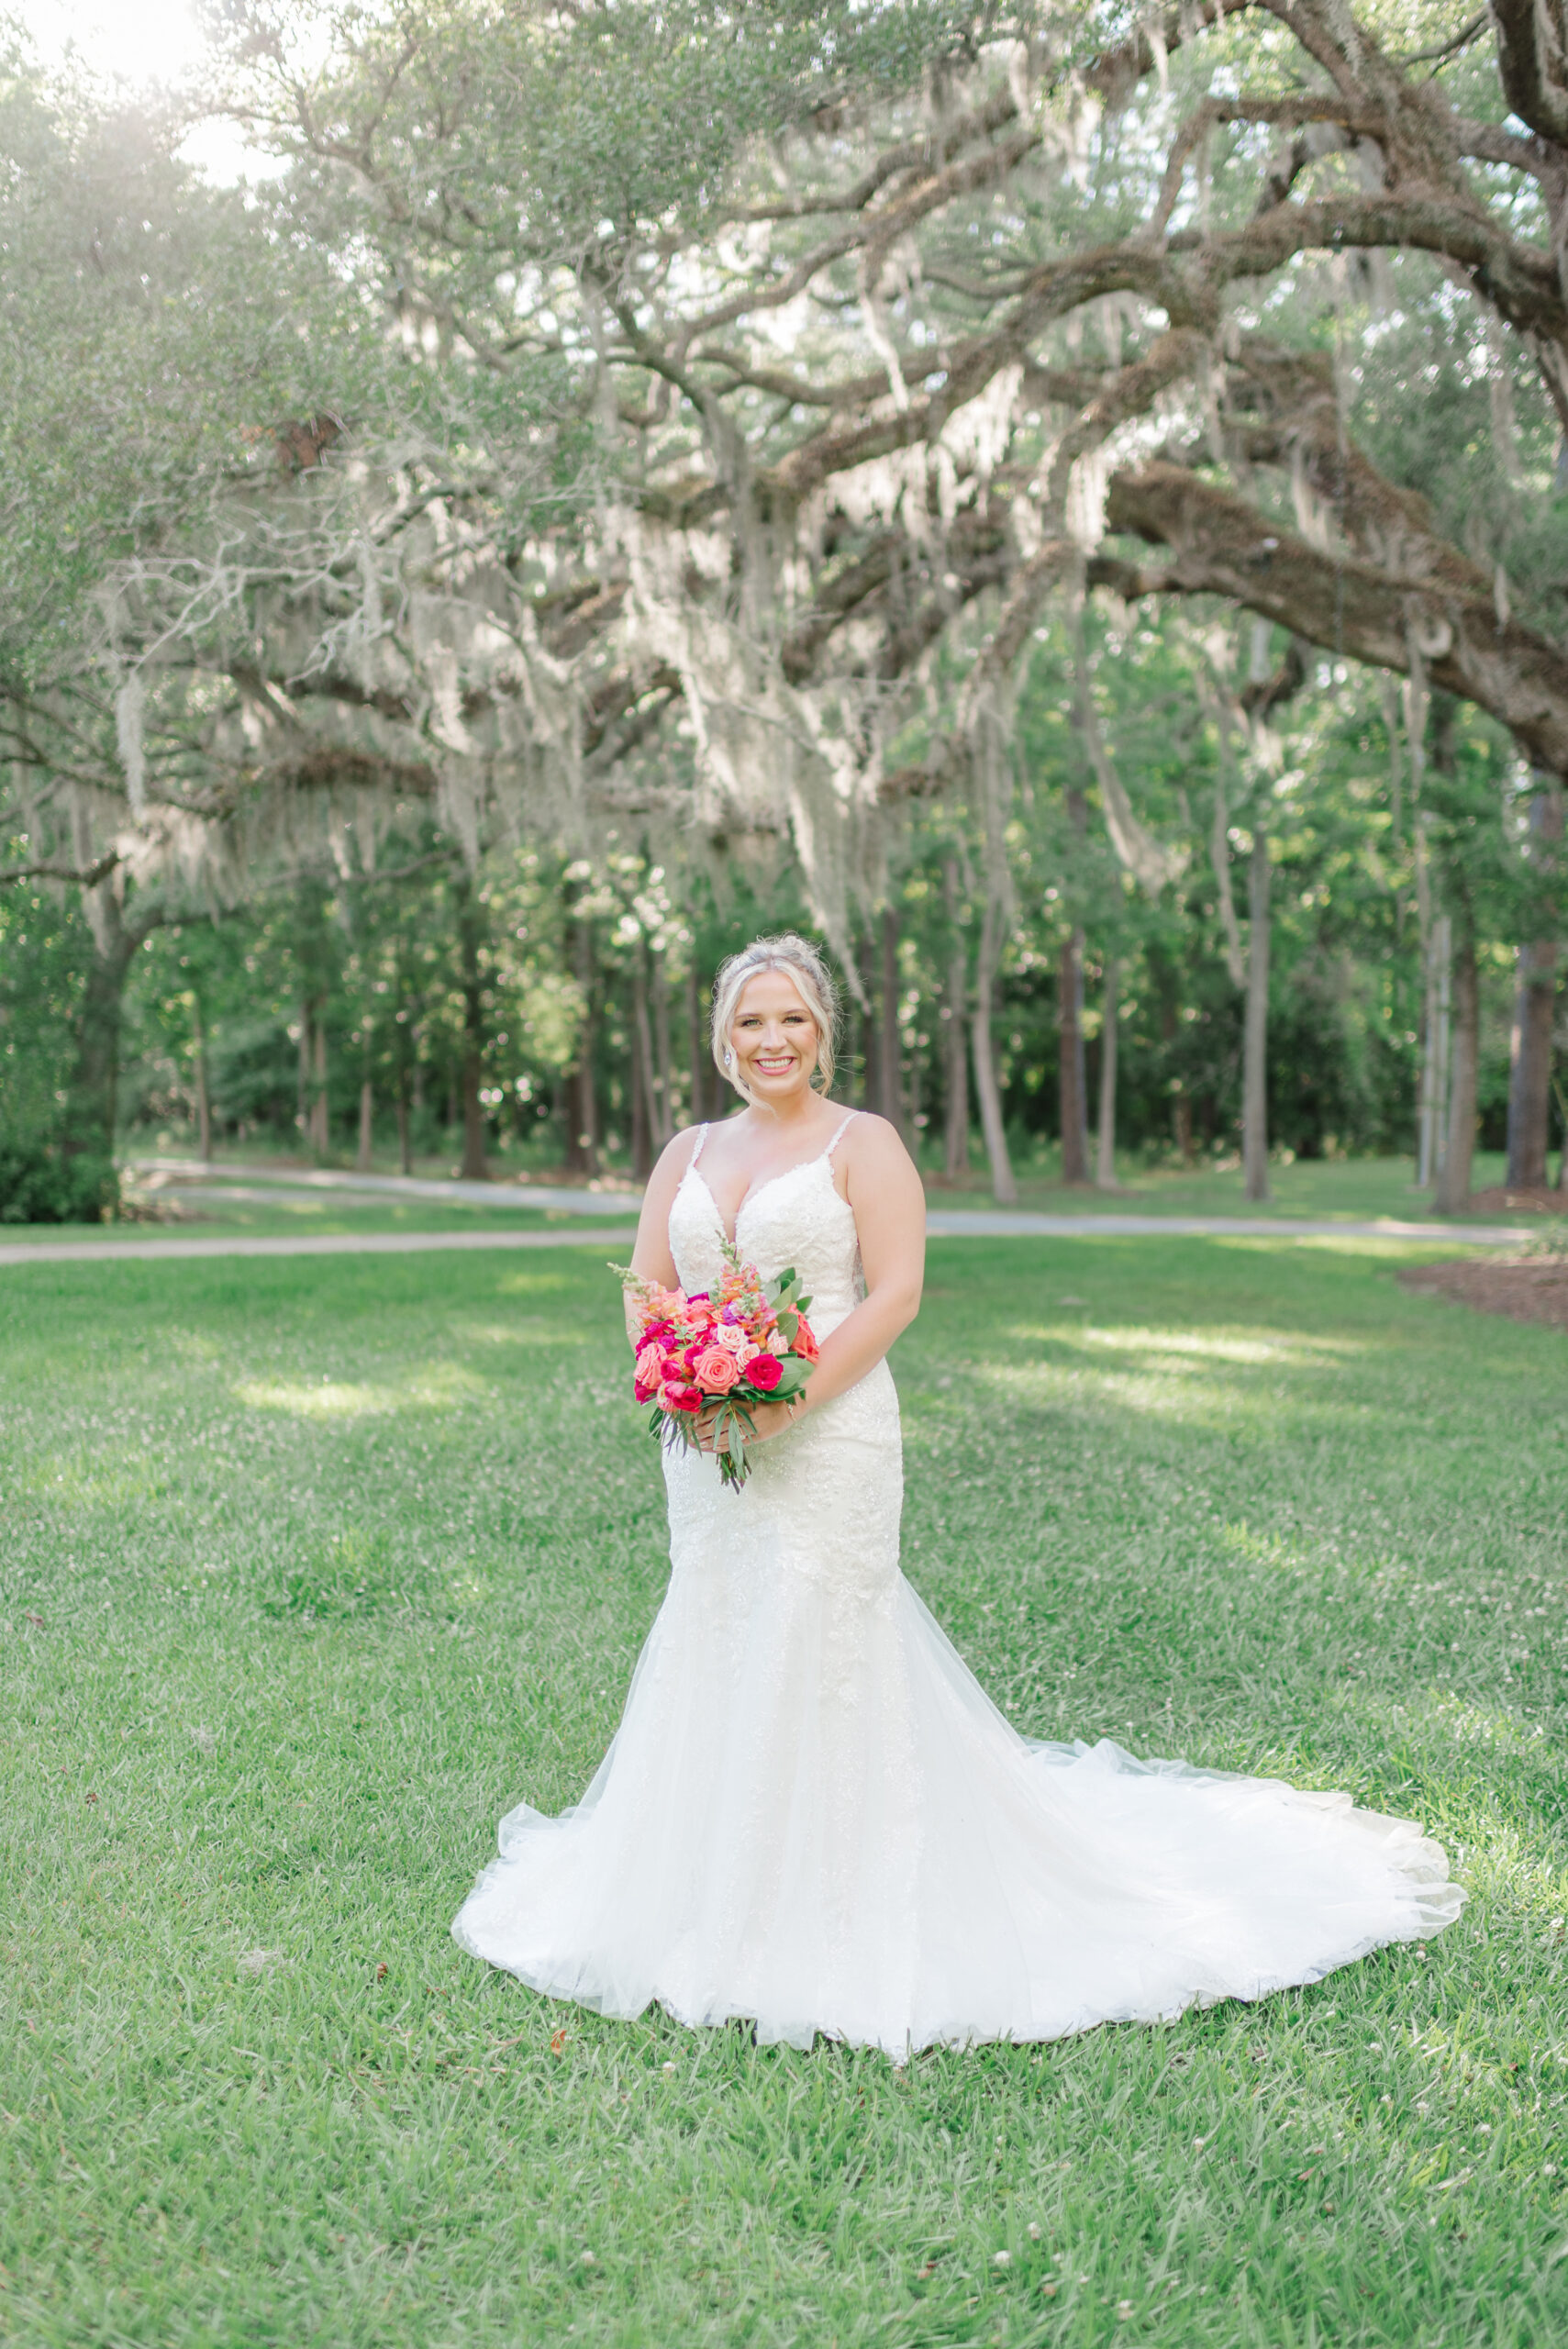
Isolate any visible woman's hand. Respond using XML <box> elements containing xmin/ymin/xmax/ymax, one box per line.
<box><xmin>745</xmin><ymin>1398</ymin><xmax>799</xmax><ymax>1444</ymax></box>
<box><xmin>695</xmin><ymin>1397</ymin><xmax>800</xmax><ymax>1453</ymax></box>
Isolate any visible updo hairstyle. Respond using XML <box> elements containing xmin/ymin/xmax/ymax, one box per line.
<box><xmin>709</xmin><ymin>933</ymin><xmax>840</xmax><ymax>1101</ymax></box>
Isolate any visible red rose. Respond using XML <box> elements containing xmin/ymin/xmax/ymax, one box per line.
<box><xmin>746</xmin><ymin>1353</ymin><xmax>783</xmax><ymax>1391</ymax></box>
<box><xmin>792</xmin><ymin>1316</ymin><xmax>819</xmax><ymax>1364</ymax></box>
<box><xmin>662</xmin><ymin>1382</ymin><xmax>702</xmax><ymax>1414</ymax></box>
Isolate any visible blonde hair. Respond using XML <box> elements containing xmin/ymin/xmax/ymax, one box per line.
<box><xmin>710</xmin><ymin>932</ymin><xmax>840</xmax><ymax>1101</ymax></box>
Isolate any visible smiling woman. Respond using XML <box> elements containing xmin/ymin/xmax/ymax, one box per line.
<box><xmin>452</xmin><ymin>935</ymin><xmax>1464</xmax><ymax>2057</ymax></box>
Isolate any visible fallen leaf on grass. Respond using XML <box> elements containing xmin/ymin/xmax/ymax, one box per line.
<box><xmin>23</xmin><ymin>1612</ymin><xmax>44</xmax><ymax>1628</ymax></box>
<box><xmin>550</xmin><ymin>2027</ymin><xmax>569</xmax><ymax>2055</ymax></box>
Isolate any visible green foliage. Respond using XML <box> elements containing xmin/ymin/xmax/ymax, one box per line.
<box><xmin>2</xmin><ymin>1237</ymin><xmax>1565</xmax><ymax>2343</ymax></box>
<box><xmin>0</xmin><ymin>1134</ymin><xmax>117</xmax><ymax>1224</ymax></box>
<box><xmin>0</xmin><ymin>44</ymin><xmax>392</xmax><ymax>682</ymax></box>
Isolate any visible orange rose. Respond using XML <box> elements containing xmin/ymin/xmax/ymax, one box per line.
<box><xmin>792</xmin><ymin>1316</ymin><xmax>819</xmax><ymax>1364</ymax></box>
<box><xmin>693</xmin><ymin>1344</ymin><xmax>741</xmax><ymax>1394</ymax></box>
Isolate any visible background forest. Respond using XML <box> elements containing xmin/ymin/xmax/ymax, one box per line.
<box><xmin>3</xmin><ymin>0</ymin><xmax>1566</xmax><ymax>1218</ymax></box>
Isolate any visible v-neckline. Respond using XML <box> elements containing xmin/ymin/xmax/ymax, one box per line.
<box><xmin>685</xmin><ymin>1155</ymin><xmax>835</xmax><ymax>1249</ymax></box>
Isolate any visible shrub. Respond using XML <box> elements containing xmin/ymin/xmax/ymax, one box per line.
<box><xmin>0</xmin><ymin>1135</ymin><xmax>119</xmax><ymax>1225</ymax></box>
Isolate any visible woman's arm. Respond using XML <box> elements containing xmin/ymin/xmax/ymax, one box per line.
<box><xmin>623</xmin><ymin>1126</ymin><xmax>704</xmax><ymax>1345</ymax></box>
<box><xmin>748</xmin><ymin>1113</ymin><xmax>925</xmax><ymax>1438</ymax></box>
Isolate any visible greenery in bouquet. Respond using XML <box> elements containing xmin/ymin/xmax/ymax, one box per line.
<box><xmin>617</xmin><ymin>1241</ymin><xmax>818</xmax><ymax>1488</ymax></box>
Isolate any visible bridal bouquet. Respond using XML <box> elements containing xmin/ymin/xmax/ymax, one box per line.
<box><xmin>616</xmin><ymin>1240</ymin><xmax>818</xmax><ymax>1488</ymax></box>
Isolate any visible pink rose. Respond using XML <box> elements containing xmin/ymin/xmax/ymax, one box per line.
<box><xmin>635</xmin><ymin>1343</ymin><xmax>663</xmax><ymax>1399</ymax></box>
<box><xmin>662</xmin><ymin>1381</ymin><xmax>702</xmax><ymax>1414</ymax></box>
<box><xmin>746</xmin><ymin>1353</ymin><xmax>783</xmax><ymax>1392</ymax></box>
<box><xmin>693</xmin><ymin>1344</ymin><xmax>741</xmax><ymax>1395</ymax></box>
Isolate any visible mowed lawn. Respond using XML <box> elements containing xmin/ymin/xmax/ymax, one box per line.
<box><xmin>2</xmin><ymin>1237</ymin><xmax>1565</xmax><ymax>2349</ymax></box>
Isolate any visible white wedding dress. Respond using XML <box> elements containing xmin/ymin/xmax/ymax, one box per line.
<box><xmin>453</xmin><ymin>1118</ymin><xmax>1463</xmax><ymax>2054</ymax></box>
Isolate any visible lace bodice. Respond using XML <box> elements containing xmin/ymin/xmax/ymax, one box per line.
<box><xmin>666</xmin><ymin>1120</ymin><xmax>864</xmax><ymax>1337</ymax></box>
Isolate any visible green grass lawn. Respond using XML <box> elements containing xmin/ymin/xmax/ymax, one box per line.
<box><xmin>2</xmin><ymin>1237</ymin><xmax>1565</xmax><ymax>2347</ymax></box>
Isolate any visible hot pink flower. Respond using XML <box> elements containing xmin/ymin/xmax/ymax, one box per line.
<box><xmin>661</xmin><ymin>1381</ymin><xmax>702</xmax><ymax>1414</ymax></box>
<box><xmin>746</xmin><ymin>1353</ymin><xmax>783</xmax><ymax>1392</ymax></box>
<box><xmin>693</xmin><ymin>1344</ymin><xmax>742</xmax><ymax>1395</ymax></box>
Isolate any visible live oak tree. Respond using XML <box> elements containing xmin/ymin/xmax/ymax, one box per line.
<box><xmin>6</xmin><ymin>1</ymin><xmax>1565</xmax><ymax>1197</ymax></box>
<box><xmin>187</xmin><ymin>0</ymin><xmax>1564</xmax><ymax>1190</ymax></box>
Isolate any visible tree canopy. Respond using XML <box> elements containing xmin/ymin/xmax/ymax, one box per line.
<box><xmin>1</xmin><ymin>0</ymin><xmax>1563</xmax><ymax>1210</ymax></box>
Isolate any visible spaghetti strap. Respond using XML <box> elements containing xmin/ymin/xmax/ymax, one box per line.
<box><xmin>822</xmin><ymin>1110</ymin><xmax>857</xmax><ymax>1161</ymax></box>
<box><xmin>687</xmin><ymin>1123</ymin><xmax>711</xmax><ymax>1169</ymax></box>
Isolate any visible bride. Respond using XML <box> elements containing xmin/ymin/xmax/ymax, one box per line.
<box><xmin>453</xmin><ymin>931</ymin><xmax>1462</xmax><ymax>2054</ymax></box>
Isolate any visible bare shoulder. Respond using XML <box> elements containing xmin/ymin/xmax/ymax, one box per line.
<box><xmin>661</xmin><ymin>1120</ymin><xmax>706</xmax><ymax>1166</ymax></box>
<box><xmin>646</xmin><ymin>1123</ymin><xmax>705</xmax><ymax>1194</ymax></box>
<box><xmin>837</xmin><ymin>1110</ymin><xmax>922</xmax><ymax>1196</ymax></box>
<box><xmin>838</xmin><ymin>1109</ymin><xmax>912</xmax><ymax>1163</ymax></box>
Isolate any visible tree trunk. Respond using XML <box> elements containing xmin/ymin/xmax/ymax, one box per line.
<box><xmin>1507</xmin><ymin>943</ymin><xmax>1560</xmax><ymax>1186</ymax></box>
<box><xmin>310</xmin><ymin>1018</ymin><xmax>329</xmax><ymax>1155</ymax></box>
<box><xmin>1556</xmin><ymin>1078</ymin><xmax>1568</xmax><ymax>1190</ymax></box>
<box><xmin>1507</xmin><ymin>778</ymin><xmax>1560</xmax><ymax>1187</ymax></box>
<box><xmin>296</xmin><ymin>1001</ymin><xmax>311</xmax><ymax>1146</ymax></box>
<box><xmin>395</xmin><ymin>1088</ymin><xmax>412</xmax><ymax>1177</ymax></box>
<box><xmin>566</xmin><ymin>907</ymin><xmax>598</xmax><ymax>1175</ymax></box>
<box><xmin>631</xmin><ymin>936</ymin><xmax>653</xmax><ymax>1182</ymax></box>
<box><xmin>1243</xmin><ymin>826</ymin><xmax>1271</xmax><ymax>1204</ymax></box>
<box><xmin>971</xmin><ymin>896</ymin><xmax>1017</xmax><ymax>1206</ymax></box>
<box><xmin>1059</xmin><ymin>929</ymin><xmax>1089</xmax><ymax>1184</ymax></box>
<box><xmin>68</xmin><ymin>884</ymin><xmax>141</xmax><ymax>1161</ymax></box>
<box><xmin>1096</xmin><ymin>956</ymin><xmax>1119</xmax><ymax>1190</ymax></box>
<box><xmin>651</xmin><ymin>947</ymin><xmax>673</xmax><ymax>1143</ymax></box>
<box><xmin>193</xmin><ymin>996</ymin><xmax>212</xmax><ymax>1164</ymax></box>
<box><xmin>942</xmin><ymin>857</ymin><xmax>969</xmax><ymax>1183</ymax></box>
<box><xmin>358</xmin><ymin>1077</ymin><xmax>374</xmax><ymax>1173</ymax></box>
<box><xmin>685</xmin><ymin>957</ymin><xmax>706</xmax><ymax>1128</ymax></box>
<box><xmin>1429</xmin><ymin>914</ymin><xmax>1452</xmax><ymax>1195</ymax></box>
<box><xmin>857</xmin><ymin>929</ymin><xmax>880</xmax><ymax>1112</ymax></box>
<box><xmin>879</xmin><ymin>904</ymin><xmax>905</xmax><ymax>1135</ymax></box>
<box><xmin>458</xmin><ymin>887</ymin><xmax>488</xmax><ymax>1182</ymax></box>
<box><xmin>1436</xmin><ymin>922</ymin><xmax>1479</xmax><ymax>1213</ymax></box>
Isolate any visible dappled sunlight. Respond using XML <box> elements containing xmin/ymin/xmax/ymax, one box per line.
<box><xmin>1221</xmin><ymin>1520</ymin><xmax>1317</xmax><ymax>1574</ymax></box>
<box><xmin>1076</xmin><ymin>1325</ymin><xmax>1366</xmax><ymax>1366</ymax></box>
<box><xmin>495</xmin><ymin>1270</ymin><xmax>574</xmax><ymax>1297</ymax></box>
<box><xmin>447</xmin><ymin>1315</ymin><xmax>594</xmax><ymax>1347</ymax></box>
<box><xmin>1406</xmin><ymin>1690</ymin><xmax>1554</xmax><ymax>1761</ymax></box>
<box><xmin>168</xmin><ymin>1329</ymin><xmax>224</xmax><ymax>1363</ymax></box>
<box><xmin>18</xmin><ymin>1455</ymin><xmax>166</xmax><ymax>1506</ymax></box>
<box><xmin>971</xmin><ymin>1337</ymin><xmax>1382</xmax><ymax>1433</ymax></box>
<box><xmin>234</xmin><ymin>1361</ymin><xmax>488</xmax><ymax>1419</ymax></box>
